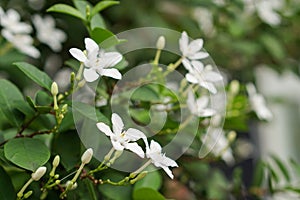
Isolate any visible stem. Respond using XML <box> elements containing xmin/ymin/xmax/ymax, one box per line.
<box><xmin>88</xmin><ymin>148</ymin><xmax>115</xmax><ymax>175</ymax></box>
<box><xmin>153</xmin><ymin>49</ymin><xmax>161</xmax><ymax>65</ymax></box>
<box><xmin>76</xmin><ymin>63</ymin><xmax>84</xmax><ymax>81</ymax></box>
<box><xmin>163</xmin><ymin>57</ymin><xmax>183</xmax><ymax>77</ymax></box>
<box><xmin>130</xmin><ymin>160</ymin><xmax>152</xmax><ymax>178</ymax></box>
<box><xmin>17</xmin><ymin>178</ymin><xmax>33</xmax><ymax>199</ymax></box>
<box><xmin>72</xmin><ymin>163</ymin><xmax>85</xmax><ymax>183</ymax></box>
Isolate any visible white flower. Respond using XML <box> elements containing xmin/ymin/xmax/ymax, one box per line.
<box><xmin>31</xmin><ymin>166</ymin><xmax>47</xmax><ymax>181</ymax></box>
<box><xmin>81</xmin><ymin>148</ymin><xmax>93</xmax><ymax>164</ymax></box>
<box><xmin>69</xmin><ymin>38</ymin><xmax>122</xmax><ymax>82</ymax></box>
<box><xmin>32</xmin><ymin>15</ymin><xmax>66</xmax><ymax>52</ymax></box>
<box><xmin>179</xmin><ymin>31</ymin><xmax>209</xmax><ymax>69</ymax></box>
<box><xmin>256</xmin><ymin>0</ymin><xmax>283</xmax><ymax>26</ymax></box>
<box><xmin>187</xmin><ymin>90</ymin><xmax>216</xmax><ymax>117</ymax></box>
<box><xmin>246</xmin><ymin>83</ymin><xmax>273</xmax><ymax>121</ymax></box>
<box><xmin>184</xmin><ymin>60</ymin><xmax>223</xmax><ymax>94</ymax></box>
<box><xmin>146</xmin><ymin>140</ymin><xmax>178</xmax><ymax>179</ymax></box>
<box><xmin>2</xmin><ymin>29</ymin><xmax>40</xmax><ymax>58</ymax></box>
<box><xmin>0</xmin><ymin>7</ymin><xmax>32</xmax><ymax>34</ymax></box>
<box><xmin>193</xmin><ymin>7</ymin><xmax>216</xmax><ymax>37</ymax></box>
<box><xmin>97</xmin><ymin>113</ymin><xmax>146</xmax><ymax>158</ymax></box>
<box><xmin>201</xmin><ymin>128</ymin><xmax>234</xmax><ymax>165</ymax></box>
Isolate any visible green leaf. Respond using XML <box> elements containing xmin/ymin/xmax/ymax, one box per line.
<box><xmin>0</xmin><ymin>79</ymin><xmax>24</xmax><ymax>127</ymax></box>
<box><xmin>131</xmin><ymin>85</ymin><xmax>160</xmax><ymax>102</ymax></box>
<box><xmin>14</xmin><ymin>62</ymin><xmax>52</xmax><ymax>91</ymax></box>
<box><xmin>90</xmin><ymin>1</ymin><xmax>119</xmax><ymax>17</ymax></box>
<box><xmin>4</xmin><ymin>138</ymin><xmax>50</xmax><ymax>171</ymax></box>
<box><xmin>91</xmin><ymin>27</ymin><xmax>122</xmax><ymax>48</ymax></box>
<box><xmin>47</xmin><ymin>4</ymin><xmax>85</xmax><ymax>21</ymax></box>
<box><xmin>52</xmin><ymin>131</ymin><xmax>81</xmax><ymax>171</ymax></box>
<box><xmin>260</xmin><ymin>34</ymin><xmax>285</xmax><ymax>60</ymax></box>
<box><xmin>0</xmin><ymin>166</ymin><xmax>16</xmax><ymax>200</ymax></box>
<box><xmin>252</xmin><ymin>161</ymin><xmax>265</xmax><ymax>187</ymax></box>
<box><xmin>72</xmin><ymin>102</ymin><xmax>109</xmax><ymax>124</ymax></box>
<box><xmin>134</xmin><ymin>169</ymin><xmax>162</xmax><ymax>191</ymax></box>
<box><xmin>133</xmin><ymin>188</ymin><xmax>165</xmax><ymax>200</ymax></box>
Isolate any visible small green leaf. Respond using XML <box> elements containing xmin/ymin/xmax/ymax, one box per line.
<box><xmin>260</xmin><ymin>34</ymin><xmax>285</xmax><ymax>60</ymax></box>
<box><xmin>271</xmin><ymin>155</ymin><xmax>290</xmax><ymax>182</ymax></box>
<box><xmin>0</xmin><ymin>166</ymin><xmax>16</xmax><ymax>200</ymax></box>
<box><xmin>14</xmin><ymin>62</ymin><xmax>52</xmax><ymax>91</ymax></box>
<box><xmin>91</xmin><ymin>27</ymin><xmax>121</xmax><ymax>48</ymax></box>
<box><xmin>131</xmin><ymin>85</ymin><xmax>160</xmax><ymax>102</ymax></box>
<box><xmin>252</xmin><ymin>161</ymin><xmax>265</xmax><ymax>187</ymax></box>
<box><xmin>0</xmin><ymin>79</ymin><xmax>24</xmax><ymax>127</ymax></box>
<box><xmin>4</xmin><ymin>138</ymin><xmax>50</xmax><ymax>171</ymax></box>
<box><xmin>47</xmin><ymin>4</ymin><xmax>85</xmax><ymax>21</ymax></box>
<box><xmin>90</xmin><ymin>1</ymin><xmax>119</xmax><ymax>17</ymax></box>
<box><xmin>133</xmin><ymin>188</ymin><xmax>165</xmax><ymax>200</ymax></box>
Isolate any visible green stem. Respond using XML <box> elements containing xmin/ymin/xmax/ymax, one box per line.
<box><xmin>17</xmin><ymin>178</ymin><xmax>33</xmax><ymax>199</ymax></box>
<box><xmin>130</xmin><ymin>160</ymin><xmax>152</xmax><ymax>178</ymax></box>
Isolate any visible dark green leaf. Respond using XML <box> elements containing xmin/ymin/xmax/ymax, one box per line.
<box><xmin>134</xmin><ymin>169</ymin><xmax>162</xmax><ymax>191</ymax></box>
<box><xmin>4</xmin><ymin>138</ymin><xmax>50</xmax><ymax>171</ymax></box>
<box><xmin>271</xmin><ymin>155</ymin><xmax>290</xmax><ymax>182</ymax></box>
<box><xmin>90</xmin><ymin>1</ymin><xmax>119</xmax><ymax>17</ymax></box>
<box><xmin>72</xmin><ymin>102</ymin><xmax>109</xmax><ymax>124</ymax></box>
<box><xmin>52</xmin><ymin>131</ymin><xmax>81</xmax><ymax>171</ymax></box>
<box><xmin>47</xmin><ymin>4</ymin><xmax>85</xmax><ymax>21</ymax></box>
<box><xmin>260</xmin><ymin>34</ymin><xmax>285</xmax><ymax>60</ymax></box>
<box><xmin>0</xmin><ymin>79</ymin><xmax>24</xmax><ymax>127</ymax></box>
<box><xmin>14</xmin><ymin>62</ymin><xmax>52</xmax><ymax>91</ymax></box>
<box><xmin>91</xmin><ymin>27</ymin><xmax>122</xmax><ymax>48</ymax></box>
<box><xmin>252</xmin><ymin>161</ymin><xmax>265</xmax><ymax>187</ymax></box>
<box><xmin>0</xmin><ymin>166</ymin><xmax>16</xmax><ymax>200</ymax></box>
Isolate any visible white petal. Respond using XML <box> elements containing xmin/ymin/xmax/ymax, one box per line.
<box><xmin>188</xmin><ymin>39</ymin><xmax>203</xmax><ymax>54</ymax></box>
<box><xmin>85</xmin><ymin>38</ymin><xmax>98</xmax><ymax>53</ymax></box>
<box><xmin>199</xmin><ymin>109</ymin><xmax>216</xmax><ymax>117</ymax></box>
<box><xmin>101</xmin><ymin>68</ymin><xmax>122</xmax><ymax>80</ymax></box>
<box><xmin>161</xmin><ymin>166</ymin><xmax>174</xmax><ymax>179</ymax></box>
<box><xmin>149</xmin><ymin>140</ymin><xmax>162</xmax><ymax>154</ymax></box>
<box><xmin>111</xmin><ymin>140</ymin><xmax>124</xmax><ymax>151</ymax></box>
<box><xmin>204</xmin><ymin>71</ymin><xmax>223</xmax><ymax>82</ymax></box>
<box><xmin>188</xmin><ymin>52</ymin><xmax>209</xmax><ymax>60</ymax></box>
<box><xmin>196</xmin><ymin>96</ymin><xmax>209</xmax><ymax>109</ymax></box>
<box><xmin>187</xmin><ymin>90</ymin><xmax>196</xmax><ymax>113</ymax></box>
<box><xmin>162</xmin><ymin>156</ymin><xmax>178</xmax><ymax>167</ymax></box>
<box><xmin>83</xmin><ymin>68</ymin><xmax>99</xmax><ymax>82</ymax></box>
<box><xmin>96</xmin><ymin>122</ymin><xmax>113</xmax><ymax>137</ymax></box>
<box><xmin>200</xmin><ymin>81</ymin><xmax>217</xmax><ymax>94</ymax></box>
<box><xmin>69</xmin><ymin>48</ymin><xmax>86</xmax><ymax>62</ymax></box>
<box><xmin>191</xmin><ymin>60</ymin><xmax>204</xmax><ymax>72</ymax></box>
<box><xmin>185</xmin><ymin>73</ymin><xmax>198</xmax><ymax>84</ymax></box>
<box><xmin>112</xmin><ymin>113</ymin><xmax>124</xmax><ymax>135</ymax></box>
<box><xmin>125</xmin><ymin>128</ymin><xmax>146</xmax><ymax>141</ymax></box>
<box><xmin>179</xmin><ymin>31</ymin><xmax>188</xmax><ymax>55</ymax></box>
<box><xmin>102</xmin><ymin>52</ymin><xmax>122</xmax><ymax>68</ymax></box>
<box><xmin>125</xmin><ymin>142</ymin><xmax>145</xmax><ymax>158</ymax></box>
<box><xmin>182</xmin><ymin>58</ymin><xmax>193</xmax><ymax>71</ymax></box>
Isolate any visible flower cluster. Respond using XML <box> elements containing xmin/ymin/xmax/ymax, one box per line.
<box><xmin>97</xmin><ymin>113</ymin><xmax>178</xmax><ymax>179</ymax></box>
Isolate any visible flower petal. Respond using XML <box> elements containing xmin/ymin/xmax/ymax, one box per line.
<box><xmin>196</xmin><ymin>96</ymin><xmax>209</xmax><ymax>109</ymax></box>
<box><xmin>85</xmin><ymin>38</ymin><xmax>99</xmax><ymax>53</ymax></box>
<box><xmin>179</xmin><ymin>31</ymin><xmax>189</xmax><ymax>55</ymax></box>
<box><xmin>200</xmin><ymin>81</ymin><xmax>217</xmax><ymax>94</ymax></box>
<box><xmin>96</xmin><ymin>122</ymin><xmax>113</xmax><ymax>137</ymax></box>
<box><xmin>125</xmin><ymin>128</ymin><xmax>146</xmax><ymax>141</ymax></box>
<box><xmin>161</xmin><ymin>166</ymin><xmax>174</xmax><ymax>179</ymax></box>
<box><xmin>112</xmin><ymin>113</ymin><xmax>124</xmax><ymax>135</ymax></box>
<box><xmin>188</xmin><ymin>39</ymin><xmax>203</xmax><ymax>54</ymax></box>
<box><xmin>185</xmin><ymin>73</ymin><xmax>198</xmax><ymax>84</ymax></box>
<box><xmin>83</xmin><ymin>68</ymin><xmax>99</xmax><ymax>82</ymax></box>
<box><xmin>149</xmin><ymin>140</ymin><xmax>162</xmax><ymax>154</ymax></box>
<box><xmin>101</xmin><ymin>68</ymin><xmax>122</xmax><ymax>80</ymax></box>
<box><xmin>199</xmin><ymin>108</ymin><xmax>216</xmax><ymax>117</ymax></box>
<box><xmin>188</xmin><ymin>52</ymin><xmax>209</xmax><ymax>60</ymax></box>
<box><xmin>204</xmin><ymin>71</ymin><xmax>223</xmax><ymax>82</ymax></box>
<box><xmin>191</xmin><ymin>60</ymin><xmax>204</xmax><ymax>72</ymax></box>
<box><xmin>69</xmin><ymin>48</ymin><xmax>86</xmax><ymax>62</ymax></box>
<box><xmin>102</xmin><ymin>52</ymin><xmax>122</xmax><ymax>68</ymax></box>
<box><xmin>111</xmin><ymin>139</ymin><xmax>124</xmax><ymax>151</ymax></box>
<box><xmin>182</xmin><ymin>58</ymin><xmax>193</xmax><ymax>71</ymax></box>
<box><xmin>125</xmin><ymin>142</ymin><xmax>145</xmax><ymax>158</ymax></box>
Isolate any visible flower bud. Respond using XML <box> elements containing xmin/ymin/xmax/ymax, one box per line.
<box><xmin>24</xmin><ymin>190</ymin><xmax>33</xmax><ymax>199</ymax></box>
<box><xmin>51</xmin><ymin>82</ymin><xmax>59</xmax><ymax>96</ymax></box>
<box><xmin>130</xmin><ymin>171</ymin><xmax>148</xmax><ymax>184</ymax></box>
<box><xmin>32</xmin><ymin>166</ymin><xmax>47</xmax><ymax>181</ymax></box>
<box><xmin>229</xmin><ymin>80</ymin><xmax>240</xmax><ymax>96</ymax></box>
<box><xmin>52</xmin><ymin>155</ymin><xmax>60</xmax><ymax>168</ymax></box>
<box><xmin>227</xmin><ymin>131</ymin><xmax>237</xmax><ymax>143</ymax></box>
<box><xmin>81</xmin><ymin>148</ymin><xmax>93</xmax><ymax>164</ymax></box>
<box><xmin>156</xmin><ymin>36</ymin><xmax>166</xmax><ymax>50</ymax></box>
<box><xmin>66</xmin><ymin>181</ymin><xmax>78</xmax><ymax>190</ymax></box>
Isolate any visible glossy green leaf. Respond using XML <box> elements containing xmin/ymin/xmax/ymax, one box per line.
<box><xmin>0</xmin><ymin>79</ymin><xmax>24</xmax><ymax>127</ymax></box>
<box><xmin>47</xmin><ymin>4</ymin><xmax>85</xmax><ymax>21</ymax></box>
<box><xmin>133</xmin><ymin>188</ymin><xmax>165</xmax><ymax>200</ymax></box>
<box><xmin>134</xmin><ymin>170</ymin><xmax>162</xmax><ymax>191</ymax></box>
<box><xmin>14</xmin><ymin>62</ymin><xmax>52</xmax><ymax>91</ymax></box>
<box><xmin>90</xmin><ymin>1</ymin><xmax>119</xmax><ymax>17</ymax></box>
<box><xmin>4</xmin><ymin>138</ymin><xmax>50</xmax><ymax>171</ymax></box>
<box><xmin>72</xmin><ymin>102</ymin><xmax>109</xmax><ymax>124</ymax></box>
<box><xmin>52</xmin><ymin>131</ymin><xmax>81</xmax><ymax>171</ymax></box>
<box><xmin>0</xmin><ymin>166</ymin><xmax>16</xmax><ymax>200</ymax></box>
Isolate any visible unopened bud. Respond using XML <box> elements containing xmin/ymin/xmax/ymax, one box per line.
<box><xmin>156</xmin><ymin>36</ymin><xmax>165</xmax><ymax>50</ymax></box>
<box><xmin>51</xmin><ymin>82</ymin><xmax>59</xmax><ymax>96</ymax></box>
<box><xmin>54</xmin><ymin>174</ymin><xmax>59</xmax><ymax>179</ymax></box>
<box><xmin>66</xmin><ymin>181</ymin><xmax>78</xmax><ymax>190</ymax></box>
<box><xmin>81</xmin><ymin>148</ymin><xmax>93</xmax><ymax>164</ymax></box>
<box><xmin>24</xmin><ymin>190</ymin><xmax>33</xmax><ymax>199</ymax></box>
<box><xmin>32</xmin><ymin>166</ymin><xmax>47</xmax><ymax>181</ymax></box>
<box><xmin>130</xmin><ymin>171</ymin><xmax>148</xmax><ymax>184</ymax></box>
<box><xmin>227</xmin><ymin>131</ymin><xmax>237</xmax><ymax>143</ymax></box>
<box><xmin>52</xmin><ymin>155</ymin><xmax>60</xmax><ymax>168</ymax></box>
<box><xmin>230</xmin><ymin>80</ymin><xmax>240</xmax><ymax>96</ymax></box>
